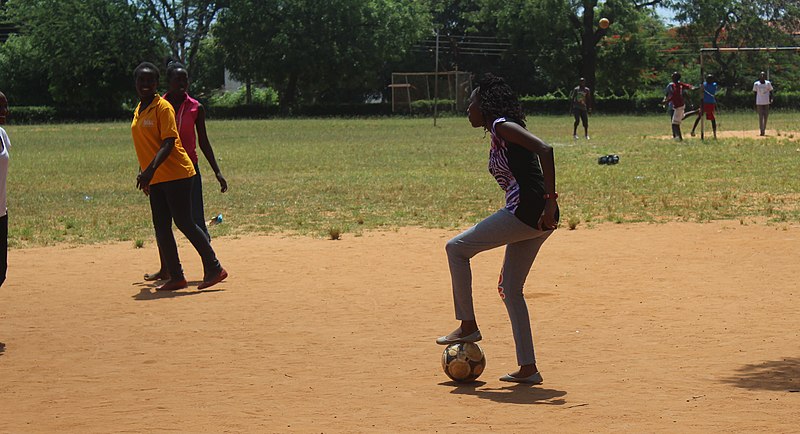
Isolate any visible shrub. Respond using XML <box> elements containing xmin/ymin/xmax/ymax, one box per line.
<box><xmin>7</xmin><ymin>106</ymin><xmax>57</xmax><ymax>124</ymax></box>
<box><xmin>208</xmin><ymin>86</ymin><xmax>279</xmax><ymax>107</ymax></box>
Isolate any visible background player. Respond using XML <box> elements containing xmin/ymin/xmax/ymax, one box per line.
<box><xmin>753</xmin><ymin>71</ymin><xmax>773</xmax><ymax>136</ymax></box>
<box><xmin>688</xmin><ymin>73</ymin><xmax>718</xmax><ymax>138</ymax></box>
<box><xmin>662</xmin><ymin>72</ymin><xmax>694</xmax><ymax>141</ymax></box>
<box><xmin>569</xmin><ymin>78</ymin><xmax>592</xmax><ymax>140</ymax></box>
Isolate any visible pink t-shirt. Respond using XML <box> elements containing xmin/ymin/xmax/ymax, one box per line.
<box><xmin>165</xmin><ymin>92</ymin><xmax>200</xmax><ymax>164</ymax></box>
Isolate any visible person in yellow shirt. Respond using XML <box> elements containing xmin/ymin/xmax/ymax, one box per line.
<box><xmin>131</xmin><ymin>62</ymin><xmax>227</xmax><ymax>291</ymax></box>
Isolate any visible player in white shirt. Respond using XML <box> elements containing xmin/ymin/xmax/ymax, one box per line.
<box><xmin>752</xmin><ymin>71</ymin><xmax>774</xmax><ymax>136</ymax></box>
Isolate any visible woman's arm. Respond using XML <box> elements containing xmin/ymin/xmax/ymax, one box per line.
<box><xmin>136</xmin><ymin>137</ymin><xmax>176</xmax><ymax>191</ymax></box>
<box><xmin>195</xmin><ymin>104</ymin><xmax>228</xmax><ymax>193</ymax></box>
<box><xmin>495</xmin><ymin>122</ymin><xmax>558</xmax><ymax>230</ymax></box>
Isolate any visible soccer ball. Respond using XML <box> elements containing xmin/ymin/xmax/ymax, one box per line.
<box><xmin>599</xmin><ymin>18</ymin><xmax>610</xmax><ymax>29</ymax></box>
<box><xmin>441</xmin><ymin>342</ymin><xmax>486</xmax><ymax>383</ymax></box>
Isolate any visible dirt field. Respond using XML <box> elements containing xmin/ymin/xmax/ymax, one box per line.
<box><xmin>657</xmin><ymin>129</ymin><xmax>800</xmax><ymax>141</ymax></box>
<box><xmin>1</xmin><ymin>221</ymin><xmax>799</xmax><ymax>433</ymax></box>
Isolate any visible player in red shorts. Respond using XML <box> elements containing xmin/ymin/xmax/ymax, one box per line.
<box><xmin>689</xmin><ymin>74</ymin><xmax>718</xmax><ymax>138</ymax></box>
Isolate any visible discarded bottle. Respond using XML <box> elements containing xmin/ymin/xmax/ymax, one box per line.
<box><xmin>209</xmin><ymin>214</ymin><xmax>223</xmax><ymax>225</ymax></box>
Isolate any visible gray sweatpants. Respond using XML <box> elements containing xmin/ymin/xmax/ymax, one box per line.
<box><xmin>757</xmin><ymin>104</ymin><xmax>770</xmax><ymax>134</ymax></box>
<box><xmin>445</xmin><ymin>208</ymin><xmax>552</xmax><ymax>366</ymax></box>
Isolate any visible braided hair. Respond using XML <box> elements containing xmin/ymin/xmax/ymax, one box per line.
<box><xmin>476</xmin><ymin>73</ymin><xmax>526</xmax><ymax>128</ymax></box>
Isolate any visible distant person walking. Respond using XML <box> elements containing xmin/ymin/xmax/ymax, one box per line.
<box><xmin>753</xmin><ymin>71</ymin><xmax>774</xmax><ymax>136</ymax></box>
<box><xmin>144</xmin><ymin>60</ymin><xmax>228</xmax><ymax>282</ymax></box>
<box><xmin>569</xmin><ymin>78</ymin><xmax>592</xmax><ymax>140</ymax></box>
<box><xmin>0</xmin><ymin>91</ymin><xmax>10</xmax><ymax>287</ymax></box>
<box><xmin>131</xmin><ymin>62</ymin><xmax>227</xmax><ymax>291</ymax></box>
<box><xmin>662</xmin><ymin>72</ymin><xmax>694</xmax><ymax>141</ymax></box>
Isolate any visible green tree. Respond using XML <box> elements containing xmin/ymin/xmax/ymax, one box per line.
<box><xmin>0</xmin><ymin>35</ymin><xmax>51</xmax><ymax>105</ymax></box>
<box><xmin>4</xmin><ymin>0</ymin><xmax>164</xmax><ymax>114</ymax></box>
<box><xmin>483</xmin><ymin>0</ymin><xmax>666</xmax><ymax>95</ymax></box>
<box><xmin>215</xmin><ymin>0</ymin><xmax>432</xmax><ymax>110</ymax></box>
<box><xmin>595</xmin><ymin>0</ymin><xmax>666</xmax><ymax>93</ymax></box>
<box><xmin>670</xmin><ymin>0</ymin><xmax>800</xmax><ymax>92</ymax></box>
<box><xmin>131</xmin><ymin>0</ymin><xmax>227</xmax><ymax>79</ymax></box>
<box><xmin>190</xmin><ymin>36</ymin><xmax>226</xmax><ymax>96</ymax></box>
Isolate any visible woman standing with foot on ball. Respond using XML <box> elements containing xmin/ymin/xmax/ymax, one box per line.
<box><xmin>131</xmin><ymin>62</ymin><xmax>227</xmax><ymax>291</ymax></box>
<box><xmin>144</xmin><ymin>60</ymin><xmax>228</xmax><ymax>282</ymax></box>
<box><xmin>437</xmin><ymin>73</ymin><xmax>559</xmax><ymax>384</ymax></box>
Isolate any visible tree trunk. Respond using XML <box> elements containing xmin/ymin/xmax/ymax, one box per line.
<box><xmin>581</xmin><ymin>1</ymin><xmax>598</xmax><ymax>95</ymax></box>
<box><xmin>245</xmin><ymin>79</ymin><xmax>252</xmax><ymax>105</ymax></box>
<box><xmin>280</xmin><ymin>72</ymin><xmax>299</xmax><ymax>114</ymax></box>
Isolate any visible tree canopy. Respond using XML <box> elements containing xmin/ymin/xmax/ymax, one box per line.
<box><xmin>1</xmin><ymin>0</ymin><xmax>799</xmax><ymax>116</ymax></box>
<box><xmin>2</xmin><ymin>0</ymin><xmax>164</xmax><ymax>112</ymax></box>
<box><xmin>215</xmin><ymin>0</ymin><xmax>431</xmax><ymax>110</ymax></box>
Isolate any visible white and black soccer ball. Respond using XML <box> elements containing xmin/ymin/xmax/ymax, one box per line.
<box><xmin>441</xmin><ymin>342</ymin><xmax>486</xmax><ymax>382</ymax></box>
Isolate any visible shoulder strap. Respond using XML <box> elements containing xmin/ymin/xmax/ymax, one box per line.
<box><xmin>491</xmin><ymin>117</ymin><xmax>507</xmax><ymax>136</ymax></box>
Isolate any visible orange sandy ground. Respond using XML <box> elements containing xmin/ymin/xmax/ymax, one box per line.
<box><xmin>657</xmin><ymin>129</ymin><xmax>800</xmax><ymax>141</ymax></box>
<box><xmin>1</xmin><ymin>222</ymin><xmax>799</xmax><ymax>433</ymax></box>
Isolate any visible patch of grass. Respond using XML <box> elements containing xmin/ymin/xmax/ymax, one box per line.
<box><xmin>5</xmin><ymin>111</ymin><xmax>800</xmax><ymax>247</ymax></box>
<box><xmin>134</xmin><ymin>239</ymin><xmax>144</xmax><ymax>248</ymax></box>
<box><xmin>568</xmin><ymin>217</ymin><xmax>580</xmax><ymax>230</ymax></box>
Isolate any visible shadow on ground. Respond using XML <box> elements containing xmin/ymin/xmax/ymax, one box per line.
<box><xmin>721</xmin><ymin>357</ymin><xmax>800</xmax><ymax>392</ymax></box>
<box><xmin>132</xmin><ymin>288</ymin><xmax>224</xmax><ymax>300</ymax></box>
<box><xmin>441</xmin><ymin>381</ymin><xmax>567</xmax><ymax>405</ymax></box>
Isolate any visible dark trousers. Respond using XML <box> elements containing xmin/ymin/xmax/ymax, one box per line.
<box><xmin>149</xmin><ymin>177</ymin><xmax>220</xmax><ymax>280</ymax></box>
<box><xmin>191</xmin><ymin>163</ymin><xmax>210</xmax><ymax>242</ymax></box>
<box><xmin>0</xmin><ymin>213</ymin><xmax>6</xmax><ymax>287</ymax></box>
<box><xmin>573</xmin><ymin>109</ymin><xmax>588</xmax><ymax>133</ymax></box>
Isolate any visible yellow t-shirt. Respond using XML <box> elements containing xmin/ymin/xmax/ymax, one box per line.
<box><xmin>131</xmin><ymin>95</ymin><xmax>196</xmax><ymax>185</ymax></box>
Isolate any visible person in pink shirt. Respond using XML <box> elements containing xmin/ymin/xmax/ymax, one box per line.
<box><xmin>144</xmin><ymin>61</ymin><xmax>228</xmax><ymax>282</ymax></box>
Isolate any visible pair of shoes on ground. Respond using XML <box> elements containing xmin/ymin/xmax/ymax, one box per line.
<box><xmin>435</xmin><ymin>329</ymin><xmax>482</xmax><ymax>345</ymax></box>
<box><xmin>155</xmin><ymin>268</ymin><xmax>228</xmax><ymax>291</ymax></box>
<box><xmin>573</xmin><ymin>135</ymin><xmax>590</xmax><ymax>140</ymax></box>
<box><xmin>499</xmin><ymin>371</ymin><xmax>543</xmax><ymax>384</ymax></box>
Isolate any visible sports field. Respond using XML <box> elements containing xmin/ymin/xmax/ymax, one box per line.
<box><xmin>1</xmin><ymin>113</ymin><xmax>799</xmax><ymax>432</ymax></box>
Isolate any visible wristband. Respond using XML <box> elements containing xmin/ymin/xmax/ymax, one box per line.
<box><xmin>543</xmin><ymin>192</ymin><xmax>558</xmax><ymax>200</ymax></box>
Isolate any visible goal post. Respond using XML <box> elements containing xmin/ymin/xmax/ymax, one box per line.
<box><xmin>698</xmin><ymin>47</ymin><xmax>800</xmax><ymax>140</ymax></box>
<box><xmin>390</xmin><ymin>71</ymin><xmax>473</xmax><ymax>115</ymax></box>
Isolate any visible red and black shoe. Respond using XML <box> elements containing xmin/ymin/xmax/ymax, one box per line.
<box><xmin>156</xmin><ymin>279</ymin><xmax>188</xmax><ymax>291</ymax></box>
<box><xmin>198</xmin><ymin>268</ymin><xmax>228</xmax><ymax>290</ymax></box>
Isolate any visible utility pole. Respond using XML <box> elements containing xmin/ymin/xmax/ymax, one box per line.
<box><xmin>434</xmin><ymin>28</ymin><xmax>440</xmax><ymax>127</ymax></box>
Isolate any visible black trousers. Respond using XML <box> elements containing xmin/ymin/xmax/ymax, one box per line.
<box><xmin>573</xmin><ymin>109</ymin><xmax>588</xmax><ymax>128</ymax></box>
<box><xmin>0</xmin><ymin>213</ymin><xmax>6</xmax><ymax>287</ymax></box>
<box><xmin>191</xmin><ymin>162</ymin><xmax>210</xmax><ymax>241</ymax></box>
<box><xmin>149</xmin><ymin>177</ymin><xmax>220</xmax><ymax>280</ymax></box>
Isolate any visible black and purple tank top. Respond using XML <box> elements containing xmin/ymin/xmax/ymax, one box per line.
<box><xmin>488</xmin><ymin>117</ymin><xmax>557</xmax><ymax>228</ymax></box>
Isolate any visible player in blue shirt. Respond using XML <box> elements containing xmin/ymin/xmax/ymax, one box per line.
<box><xmin>689</xmin><ymin>74</ymin><xmax>718</xmax><ymax>138</ymax></box>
